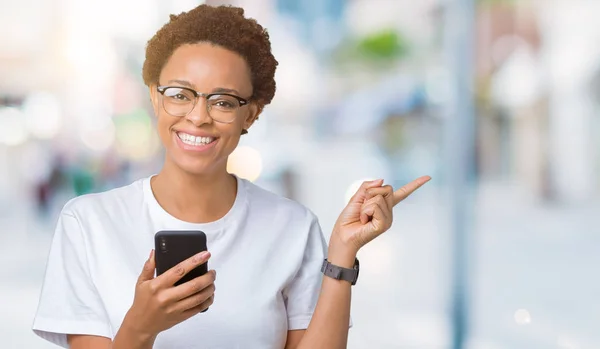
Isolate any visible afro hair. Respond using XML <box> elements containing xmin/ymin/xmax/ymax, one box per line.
<box><xmin>142</xmin><ymin>5</ymin><xmax>278</xmax><ymax>107</ymax></box>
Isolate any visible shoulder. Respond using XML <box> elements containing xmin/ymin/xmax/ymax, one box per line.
<box><xmin>61</xmin><ymin>178</ymin><xmax>146</xmax><ymax>219</ymax></box>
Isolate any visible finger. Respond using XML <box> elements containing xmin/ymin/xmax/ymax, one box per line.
<box><xmin>155</xmin><ymin>251</ymin><xmax>211</xmax><ymax>287</ymax></box>
<box><xmin>137</xmin><ymin>250</ymin><xmax>156</xmax><ymax>284</ymax></box>
<box><xmin>348</xmin><ymin>179</ymin><xmax>384</xmax><ymax>205</ymax></box>
<box><xmin>365</xmin><ymin>185</ymin><xmax>394</xmax><ymax>209</ymax></box>
<box><xmin>392</xmin><ymin>175</ymin><xmax>431</xmax><ymax>206</ymax></box>
<box><xmin>360</xmin><ymin>195</ymin><xmax>388</xmax><ymax>224</ymax></box>
<box><xmin>169</xmin><ymin>270</ymin><xmax>216</xmax><ymax>301</ymax></box>
<box><xmin>181</xmin><ymin>295</ymin><xmax>215</xmax><ymax>319</ymax></box>
<box><xmin>360</xmin><ymin>195</ymin><xmax>390</xmax><ymax>224</ymax></box>
<box><xmin>173</xmin><ymin>281</ymin><xmax>215</xmax><ymax>313</ymax></box>
<box><xmin>361</xmin><ymin>201</ymin><xmax>390</xmax><ymax>236</ymax></box>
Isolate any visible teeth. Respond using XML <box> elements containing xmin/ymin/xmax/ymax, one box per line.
<box><xmin>178</xmin><ymin>133</ymin><xmax>214</xmax><ymax>146</ymax></box>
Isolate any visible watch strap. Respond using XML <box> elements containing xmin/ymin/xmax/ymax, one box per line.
<box><xmin>321</xmin><ymin>258</ymin><xmax>359</xmax><ymax>285</ymax></box>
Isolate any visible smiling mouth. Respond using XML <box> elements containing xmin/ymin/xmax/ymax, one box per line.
<box><xmin>176</xmin><ymin>132</ymin><xmax>217</xmax><ymax>146</ymax></box>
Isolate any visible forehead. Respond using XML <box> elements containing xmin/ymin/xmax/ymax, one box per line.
<box><xmin>159</xmin><ymin>43</ymin><xmax>252</xmax><ymax>94</ymax></box>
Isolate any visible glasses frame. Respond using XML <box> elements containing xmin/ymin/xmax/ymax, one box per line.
<box><xmin>157</xmin><ymin>85</ymin><xmax>250</xmax><ymax>123</ymax></box>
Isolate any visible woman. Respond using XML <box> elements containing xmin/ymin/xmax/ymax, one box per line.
<box><xmin>32</xmin><ymin>4</ymin><xmax>429</xmax><ymax>349</ymax></box>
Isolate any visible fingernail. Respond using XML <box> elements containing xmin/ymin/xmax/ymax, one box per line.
<box><xmin>149</xmin><ymin>249</ymin><xmax>154</xmax><ymax>260</ymax></box>
<box><xmin>194</xmin><ymin>251</ymin><xmax>208</xmax><ymax>262</ymax></box>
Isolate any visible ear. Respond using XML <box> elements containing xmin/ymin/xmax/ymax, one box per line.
<box><xmin>243</xmin><ymin>102</ymin><xmax>263</xmax><ymax>130</ymax></box>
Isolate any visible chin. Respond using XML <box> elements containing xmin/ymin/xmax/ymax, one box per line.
<box><xmin>175</xmin><ymin>160</ymin><xmax>214</xmax><ymax>176</ymax></box>
<box><xmin>168</xmin><ymin>153</ymin><xmax>223</xmax><ymax>177</ymax></box>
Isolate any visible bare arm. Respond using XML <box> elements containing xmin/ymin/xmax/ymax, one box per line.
<box><xmin>296</xmin><ymin>176</ymin><xmax>431</xmax><ymax>349</ymax></box>
<box><xmin>68</xmin><ymin>335</ymin><xmax>111</xmax><ymax>349</ymax></box>
<box><xmin>294</xmin><ymin>237</ymin><xmax>355</xmax><ymax>349</ymax></box>
<box><xmin>284</xmin><ymin>330</ymin><xmax>305</xmax><ymax>349</ymax></box>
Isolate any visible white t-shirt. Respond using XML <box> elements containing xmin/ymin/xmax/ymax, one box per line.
<box><xmin>32</xmin><ymin>175</ymin><xmax>328</xmax><ymax>349</ymax></box>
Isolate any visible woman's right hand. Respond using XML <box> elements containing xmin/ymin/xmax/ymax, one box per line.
<box><xmin>123</xmin><ymin>250</ymin><xmax>216</xmax><ymax>340</ymax></box>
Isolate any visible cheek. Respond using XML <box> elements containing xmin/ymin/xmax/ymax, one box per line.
<box><xmin>156</xmin><ymin>114</ymin><xmax>177</xmax><ymax>143</ymax></box>
<box><xmin>219</xmin><ymin>124</ymin><xmax>242</xmax><ymax>149</ymax></box>
<box><xmin>219</xmin><ymin>112</ymin><xmax>246</xmax><ymax>138</ymax></box>
<box><xmin>214</xmin><ymin>124</ymin><xmax>245</xmax><ymax>158</ymax></box>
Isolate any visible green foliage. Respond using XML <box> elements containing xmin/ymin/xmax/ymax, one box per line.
<box><xmin>330</xmin><ymin>28</ymin><xmax>410</xmax><ymax>72</ymax></box>
<box><xmin>356</xmin><ymin>29</ymin><xmax>409</xmax><ymax>60</ymax></box>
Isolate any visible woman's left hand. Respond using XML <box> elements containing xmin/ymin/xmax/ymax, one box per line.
<box><xmin>330</xmin><ymin>176</ymin><xmax>431</xmax><ymax>258</ymax></box>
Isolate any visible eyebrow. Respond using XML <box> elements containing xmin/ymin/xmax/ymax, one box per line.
<box><xmin>212</xmin><ymin>87</ymin><xmax>241</xmax><ymax>95</ymax></box>
<box><xmin>167</xmin><ymin>79</ymin><xmax>194</xmax><ymax>88</ymax></box>
<box><xmin>166</xmin><ymin>80</ymin><xmax>241</xmax><ymax>95</ymax></box>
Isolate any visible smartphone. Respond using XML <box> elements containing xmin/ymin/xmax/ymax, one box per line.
<box><xmin>154</xmin><ymin>230</ymin><xmax>208</xmax><ymax>286</ymax></box>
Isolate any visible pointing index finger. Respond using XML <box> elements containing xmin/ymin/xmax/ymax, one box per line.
<box><xmin>392</xmin><ymin>176</ymin><xmax>431</xmax><ymax>206</ymax></box>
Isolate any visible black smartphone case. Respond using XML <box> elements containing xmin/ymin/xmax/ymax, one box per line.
<box><xmin>154</xmin><ymin>230</ymin><xmax>208</xmax><ymax>286</ymax></box>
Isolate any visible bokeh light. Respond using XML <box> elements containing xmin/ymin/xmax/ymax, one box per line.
<box><xmin>115</xmin><ymin>109</ymin><xmax>158</xmax><ymax>161</ymax></box>
<box><xmin>227</xmin><ymin>145</ymin><xmax>263</xmax><ymax>182</ymax></box>
<box><xmin>0</xmin><ymin>107</ymin><xmax>28</xmax><ymax>146</ymax></box>
<box><xmin>514</xmin><ymin>309</ymin><xmax>532</xmax><ymax>325</ymax></box>
<box><xmin>79</xmin><ymin>117</ymin><xmax>116</xmax><ymax>153</ymax></box>
<box><xmin>22</xmin><ymin>92</ymin><xmax>63</xmax><ymax>139</ymax></box>
<box><xmin>64</xmin><ymin>33</ymin><xmax>117</xmax><ymax>83</ymax></box>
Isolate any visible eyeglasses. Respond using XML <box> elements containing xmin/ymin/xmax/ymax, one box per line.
<box><xmin>157</xmin><ymin>85</ymin><xmax>250</xmax><ymax>124</ymax></box>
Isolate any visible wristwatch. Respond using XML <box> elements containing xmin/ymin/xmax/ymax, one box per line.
<box><xmin>321</xmin><ymin>258</ymin><xmax>360</xmax><ymax>285</ymax></box>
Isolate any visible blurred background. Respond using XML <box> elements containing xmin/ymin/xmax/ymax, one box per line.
<box><xmin>1</xmin><ymin>0</ymin><xmax>599</xmax><ymax>348</ymax></box>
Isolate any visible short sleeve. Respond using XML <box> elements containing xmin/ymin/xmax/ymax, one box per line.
<box><xmin>32</xmin><ymin>208</ymin><xmax>112</xmax><ymax>348</ymax></box>
<box><xmin>282</xmin><ymin>214</ymin><xmax>329</xmax><ymax>330</ymax></box>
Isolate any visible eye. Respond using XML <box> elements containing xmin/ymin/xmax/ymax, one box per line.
<box><xmin>172</xmin><ymin>93</ymin><xmax>190</xmax><ymax>101</ymax></box>
<box><xmin>163</xmin><ymin>87</ymin><xmax>194</xmax><ymax>102</ymax></box>
<box><xmin>208</xmin><ymin>95</ymin><xmax>238</xmax><ymax>110</ymax></box>
<box><xmin>215</xmin><ymin>100</ymin><xmax>234</xmax><ymax>108</ymax></box>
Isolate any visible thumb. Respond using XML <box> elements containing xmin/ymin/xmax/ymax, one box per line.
<box><xmin>138</xmin><ymin>249</ymin><xmax>156</xmax><ymax>284</ymax></box>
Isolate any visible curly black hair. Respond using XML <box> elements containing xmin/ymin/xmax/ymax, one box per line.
<box><xmin>142</xmin><ymin>5</ymin><xmax>278</xmax><ymax>107</ymax></box>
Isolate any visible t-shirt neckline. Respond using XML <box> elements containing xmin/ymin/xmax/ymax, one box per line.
<box><xmin>142</xmin><ymin>173</ymin><xmax>248</xmax><ymax>232</ymax></box>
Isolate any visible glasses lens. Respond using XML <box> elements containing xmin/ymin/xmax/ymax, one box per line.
<box><xmin>162</xmin><ymin>87</ymin><xmax>195</xmax><ymax>116</ymax></box>
<box><xmin>207</xmin><ymin>94</ymin><xmax>240</xmax><ymax>123</ymax></box>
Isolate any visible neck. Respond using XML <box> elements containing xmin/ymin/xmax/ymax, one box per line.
<box><xmin>151</xmin><ymin>161</ymin><xmax>237</xmax><ymax>223</ymax></box>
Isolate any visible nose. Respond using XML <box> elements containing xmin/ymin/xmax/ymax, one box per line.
<box><xmin>184</xmin><ymin>98</ymin><xmax>213</xmax><ymax>127</ymax></box>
